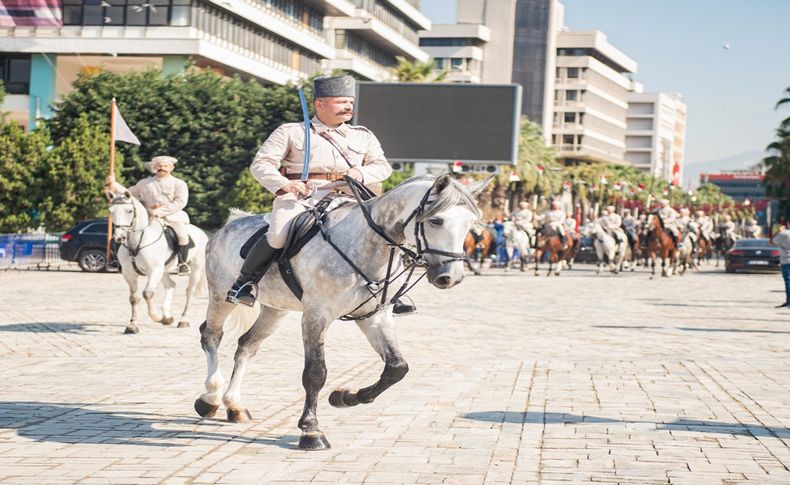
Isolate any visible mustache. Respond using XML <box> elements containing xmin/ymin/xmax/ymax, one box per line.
<box><xmin>335</xmin><ymin>110</ymin><xmax>353</xmax><ymax>116</ymax></box>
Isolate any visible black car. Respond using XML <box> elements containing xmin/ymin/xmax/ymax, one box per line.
<box><xmin>574</xmin><ymin>235</ymin><xmax>598</xmax><ymax>264</ymax></box>
<box><xmin>59</xmin><ymin>219</ymin><xmax>119</xmax><ymax>272</ymax></box>
<box><xmin>725</xmin><ymin>238</ymin><xmax>780</xmax><ymax>273</ymax></box>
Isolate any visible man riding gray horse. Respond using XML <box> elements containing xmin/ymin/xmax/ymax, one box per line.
<box><xmin>226</xmin><ymin>75</ymin><xmax>415</xmax><ymax>314</ymax></box>
<box><xmin>106</xmin><ymin>155</ymin><xmax>192</xmax><ymax>275</ymax></box>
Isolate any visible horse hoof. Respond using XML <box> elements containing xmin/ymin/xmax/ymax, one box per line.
<box><xmin>123</xmin><ymin>325</ymin><xmax>139</xmax><ymax>334</ymax></box>
<box><xmin>298</xmin><ymin>432</ymin><xmax>331</xmax><ymax>450</ymax></box>
<box><xmin>227</xmin><ymin>408</ymin><xmax>253</xmax><ymax>423</ymax></box>
<box><xmin>177</xmin><ymin>321</ymin><xmax>190</xmax><ymax>328</ymax></box>
<box><xmin>329</xmin><ymin>388</ymin><xmax>360</xmax><ymax>408</ymax></box>
<box><xmin>161</xmin><ymin>316</ymin><xmax>174</xmax><ymax>326</ymax></box>
<box><xmin>194</xmin><ymin>398</ymin><xmax>219</xmax><ymax>418</ymax></box>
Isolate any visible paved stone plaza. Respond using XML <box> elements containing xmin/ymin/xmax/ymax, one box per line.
<box><xmin>0</xmin><ymin>265</ymin><xmax>789</xmax><ymax>484</ymax></box>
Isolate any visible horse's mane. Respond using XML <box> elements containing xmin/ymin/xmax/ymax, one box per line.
<box><xmin>392</xmin><ymin>174</ymin><xmax>482</xmax><ymax>221</ymax></box>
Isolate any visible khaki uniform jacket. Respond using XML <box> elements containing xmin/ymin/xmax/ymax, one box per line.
<box><xmin>111</xmin><ymin>176</ymin><xmax>190</xmax><ymax>224</ymax></box>
<box><xmin>250</xmin><ymin>117</ymin><xmax>392</xmax><ymax>195</ymax></box>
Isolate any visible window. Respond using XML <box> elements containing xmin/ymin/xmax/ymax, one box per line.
<box><xmin>434</xmin><ymin>58</ymin><xmax>444</xmax><ymax>69</ymax></box>
<box><xmin>62</xmin><ymin>0</ymin><xmax>194</xmax><ymax>26</ymax></box>
<box><xmin>567</xmin><ymin>67</ymin><xmax>579</xmax><ymax>78</ymax></box>
<box><xmin>451</xmin><ymin>58</ymin><xmax>464</xmax><ymax>70</ymax></box>
<box><xmin>562</xmin><ymin>134</ymin><xmax>575</xmax><ymax>145</ymax></box>
<box><xmin>564</xmin><ymin>112</ymin><xmax>576</xmax><ymax>123</ymax></box>
<box><xmin>80</xmin><ymin>223</ymin><xmax>108</xmax><ymax>235</ymax></box>
<box><xmin>0</xmin><ymin>55</ymin><xmax>31</xmax><ymax>94</ymax></box>
<box><xmin>565</xmin><ymin>90</ymin><xmax>577</xmax><ymax>101</ymax></box>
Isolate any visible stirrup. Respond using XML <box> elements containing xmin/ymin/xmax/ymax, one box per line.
<box><xmin>177</xmin><ymin>263</ymin><xmax>191</xmax><ymax>275</ymax></box>
<box><xmin>392</xmin><ymin>297</ymin><xmax>417</xmax><ymax>316</ymax></box>
<box><xmin>226</xmin><ymin>280</ymin><xmax>256</xmax><ymax>307</ymax></box>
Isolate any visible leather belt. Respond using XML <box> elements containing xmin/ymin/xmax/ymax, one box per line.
<box><xmin>285</xmin><ymin>172</ymin><xmax>345</xmax><ymax>182</ymax></box>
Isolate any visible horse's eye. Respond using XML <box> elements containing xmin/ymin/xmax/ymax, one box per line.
<box><xmin>428</xmin><ymin>218</ymin><xmax>443</xmax><ymax>226</ymax></box>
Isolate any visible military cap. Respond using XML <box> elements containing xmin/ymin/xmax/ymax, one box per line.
<box><xmin>145</xmin><ymin>155</ymin><xmax>178</xmax><ymax>173</ymax></box>
<box><xmin>313</xmin><ymin>75</ymin><xmax>356</xmax><ymax>98</ymax></box>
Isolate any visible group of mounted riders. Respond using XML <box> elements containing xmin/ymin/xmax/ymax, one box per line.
<box><xmin>468</xmin><ymin>197</ymin><xmax>764</xmax><ymax>277</ymax></box>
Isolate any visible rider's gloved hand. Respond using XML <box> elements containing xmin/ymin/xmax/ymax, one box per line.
<box><xmin>346</xmin><ymin>168</ymin><xmax>364</xmax><ymax>182</ymax></box>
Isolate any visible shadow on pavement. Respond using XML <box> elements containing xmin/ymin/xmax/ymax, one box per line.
<box><xmin>0</xmin><ymin>401</ymin><xmax>296</xmax><ymax>449</ymax></box>
<box><xmin>592</xmin><ymin>324</ymin><xmax>790</xmax><ymax>335</ymax></box>
<box><xmin>0</xmin><ymin>322</ymin><xmax>100</xmax><ymax>333</ymax></box>
<box><xmin>462</xmin><ymin>411</ymin><xmax>790</xmax><ymax>439</ymax></box>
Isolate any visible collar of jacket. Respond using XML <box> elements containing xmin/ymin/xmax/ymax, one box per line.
<box><xmin>311</xmin><ymin>116</ymin><xmax>349</xmax><ymax>137</ymax></box>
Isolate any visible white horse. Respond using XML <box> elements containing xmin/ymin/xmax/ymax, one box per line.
<box><xmin>501</xmin><ymin>220</ymin><xmax>532</xmax><ymax>272</ymax></box>
<box><xmin>676</xmin><ymin>223</ymin><xmax>698</xmax><ymax>275</ymax></box>
<box><xmin>583</xmin><ymin>221</ymin><xmax>627</xmax><ymax>274</ymax></box>
<box><xmin>194</xmin><ymin>174</ymin><xmax>491</xmax><ymax>450</ymax></box>
<box><xmin>107</xmin><ymin>191</ymin><xmax>208</xmax><ymax>334</ymax></box>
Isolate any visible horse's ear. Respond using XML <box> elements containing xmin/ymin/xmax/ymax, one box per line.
<box><xmin>432</xmin><ymin>173</ymin><xmax>453</xmax><ymax>193</ymax></box>
<box><xmin>467</xmin><ymin>175</ymin><xmax>495</xmax><ymax>197</ymax></box>
<box><xmin>104</xmin><ymin>190</ymin><xmax>114</xmax><ymax>202</ymax></box>
<box><xmin>124</xmin><ymin>190</ymin><xmax>132</xmax><ymax>199</ymax></box>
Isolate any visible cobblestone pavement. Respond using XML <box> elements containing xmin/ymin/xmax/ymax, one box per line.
<box><xmin>1</xmin><ymin>265</ymin><xmax>789</xmax><ymax>484</ymax></box>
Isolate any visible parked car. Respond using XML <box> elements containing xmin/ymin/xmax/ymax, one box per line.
<box><xmin>574</xmin><ymin>235</ymin><xmax>598</xmax><ymax>264</ymax></box>
<box><xmin>724</xmin><ymin>238</ymin><xmax>780</xmax><ymax>273</ymax></box>
<box><xmin>59</xmin><ymin>219</ymin><xmax>119</xmax><ymax>272</ymax></box>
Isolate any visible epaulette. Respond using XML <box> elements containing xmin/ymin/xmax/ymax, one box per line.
<box><xmin>347</xmin><ymin>124</ymin><xmax>372</xmax><ymax>133</ymax></box>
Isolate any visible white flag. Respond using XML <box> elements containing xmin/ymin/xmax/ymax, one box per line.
<box><xmin>114</xmin><ymin>106</ymin><xmax>140</xmax><ymax>145</ymax></box>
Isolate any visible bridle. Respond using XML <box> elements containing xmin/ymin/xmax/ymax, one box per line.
<box><xmin>109</xmin><ymin>196</ymin><xmax>165</xmax><ymax>275</ymax></box>
<box><xmin>319</xmin><ymin>176</ymin><xmax>469</xmax><ymax>320</ymax></box>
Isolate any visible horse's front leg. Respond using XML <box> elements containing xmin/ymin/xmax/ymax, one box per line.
<box><xmin>330</xmin><ymin>310</ymin><xmax>408</xmax><ymax>411</ymax></box>
<box><xmin>179</xmin><ymin>263</ymin><xmax>203</xmax><ymax>328</ymax></box>
<box><xmin>121</xmin><ymin>264</ymin><xmax>141</xmax><ymax>334</ymax></box>
<box><xmin>159</xmin><ymin>273</ymin><xmax>176</xmax><ymax>326</ymax></box>
<box><xmin>222</xmin><ymin>305</ymin><xmax>288</xmax><ymax>423</ymax></box>
<box><xmin>298</xmin><ymin>310</ymin><xmax>332</xmax><ymax>450</ymax></box>
<box><xmin>194</xmin><ymin>295</ymin><xmax>236</xmax><ymax>419</ymax></box>
<box><xmin>143</xmin><ymin>266</ymin><xmax>166</xmax><ymax>323</ymax></box>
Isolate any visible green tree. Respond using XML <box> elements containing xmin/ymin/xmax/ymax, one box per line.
<box><xmin>0</xmin><ymin>86</ymin><xmax>51</xmax><ymax>232</ymax></box>
<box><xmin>393</xmin><ymin>56</ymin><xmax>448</xmax><ymax>82</ymax></box>
<box><xmin>38</xmin><ymin>116</ymin><xmax>123</xmax><ymax>231</ymax></box>
<box><xmin>45</xmin><ymin>68</ymin><xmax>306</xmax><ymax>228</ymax></box>
<box><xmin>218</xmin><ymin>170</ymin><xmax>274</xmax><ymax>220</ymax></box>
<box><xmin>762</xmin><ymin>84</ymin><xmax>790</xmax><ymax>219</ymax></box>
<box><xmin>513</xmin><ymin>117</ymin><xmax>560</xmax><ymax>195</ymax></box>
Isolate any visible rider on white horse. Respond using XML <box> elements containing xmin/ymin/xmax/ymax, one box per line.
<box><xmin>657</xmin><ymin>199</ymin><xmax>680</xmax><ymax>247</ymax></box>
<box><xmin>599</xmin><ymin>205</ymin><xmax>626</xmax><ymax>244</ymax></box>
<box><xmin>511</xmin><ymin>201</ymin><xmax>534</xmax><ymax>233</ymax></box>
<box><xmin>744</xmin><ymin>218</ymin><xmax>762</xmax><ymax>238</ymax></box>
<box><xmin>695</xmin><ymin>210</ymin><xmax>714</xmax><ymax>243</ymax></box>
<box><xmin>226</xmin><ymin>75</ymin><xmax>414</xmax><ymax>315</ymax></box>
<box><xmin>106</xmin><ymin>155</ymin><xmax>192</xmax><ymax>275</ymax></box>
<box><xmin>718</xmin><ymin>214</ymin><xmax>738</xmax><ymax>242</ymax></box>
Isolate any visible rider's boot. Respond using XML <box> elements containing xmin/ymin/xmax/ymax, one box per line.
<box><xmin>226</xmin><ymin>237</ymin><xmax>281</xmax><ymax>307</ymax></box>
<box><xmin>392</xmin><ymin>297</ymin><xmax>417</xmax><ymax>316</ymax></box>
<box><xmin>177</xmin><ymin>244</ymin><xmax>191</xmax><ymax>275</ymax></box>
<box><xmin>670</xmin><ymin>232</ymin><xmax>678</xmax><ymax>248</ymax></box>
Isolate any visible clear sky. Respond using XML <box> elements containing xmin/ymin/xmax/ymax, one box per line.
<box><xmin>419</xmin><ymin>0</ymin><xmax>790</xmax><ymax>166</ymax></box>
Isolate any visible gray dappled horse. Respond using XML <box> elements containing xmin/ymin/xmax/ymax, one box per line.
<box><xmin>195</xmin><ymin>174</ymin><xmax>491</xmax><ymax>450</ymax></box>
<box><xmin>107</xmin><ymin>191</ymin><xmax>209</xmax><ymax>334</ymax></box>
<box><xmin>501</xmin><ymin>219</ymin><xmax>532</xmax><ymax>271</ymax></box>
<box><xmin>583</xmin><ymin>221</ymin><xmax>627</xmax><ymax>274</ymax></box>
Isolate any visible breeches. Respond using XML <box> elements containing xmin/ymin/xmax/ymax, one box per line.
<box><xmin>168</xmin><ymin>221</ymin><xmax>190</xmax><ymax>245</ymax></box>
<box><xmin>265</xmin><ymin>194</ymin><xmax>310</xmax><ymax>249</ymax></box>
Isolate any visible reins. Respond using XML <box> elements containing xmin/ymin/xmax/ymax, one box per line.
<box><xmin>317</xmin><ymin>176</ymin><xmax>466</xmax><ymax>321</ymax></box>
<box><xmin>111</xmin><ymin>198</ymin><xmax>166</xmax><ymax>275</ymax></box>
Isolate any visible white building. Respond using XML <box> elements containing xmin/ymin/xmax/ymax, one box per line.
<box><xmin>418</xmin><ymin>23</ymin><xmax>489</xmax><ymax>83</ymax></box>
<box><xmin>0</xmin><ymin>0</ymin><xmax>429</xmax><ymax>129</ymax></box>
<box><xmin>625</xmin><ymin>91</ymin><xmax>687</xmax><ymax>184</ymax></box>
<box><xmin>552</xmin><ymin>30</ymin><xmax>637</xmax><ymax>166</ymax></box>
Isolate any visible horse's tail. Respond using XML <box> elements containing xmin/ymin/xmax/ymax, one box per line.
<box><xmin>193</xmin><ymin>266</ymin><xmax>208</xmax><ymax>297</ymax></box>
<box><xmin>223</xmin><ymin>304</ymin><xmax>258</xmax><ymax>337</ymax></box>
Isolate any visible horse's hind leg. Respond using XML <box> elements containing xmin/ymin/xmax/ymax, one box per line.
<box><xmin>298</xmin><ymin>310</ymin><xmax>332</xmax><ymax>450</ymax></box>
<box><xmin>195</xmin><ymin>297</ymin><xmax>236</xmax><ymax>419</ymax></box>
<box><xmin>330</xmin><ymin>310</ymin><xmax>408</xmax><ymax>411</ymax></box>
<box><xmin>160</xmin><ymin>273</ymin><xmax>176</xmax><ymax>326</ymax></box>
<box><xmin>223</xmin><ymin>305</ymin><xmax>288</xmax><ymax>423</ymax></box>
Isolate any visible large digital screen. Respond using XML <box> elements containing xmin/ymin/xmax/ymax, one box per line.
<box><xmin>354</xmin><ymin>83</ymin><xmax>522</xmax><ymax>165</ymax></box>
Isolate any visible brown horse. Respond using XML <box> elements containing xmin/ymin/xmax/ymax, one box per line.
<box><xmin>696</xmin><ymin>235</ymin><xmax>710</xmax><ymax>267</ymax></box>
<box><xmin>464</xmin><ymin>225</ymin><xmax>495</xmax><ymax>275</ymax></box>
<box><xmin>562</xmin><ymin>230</ymin><xmax>579</xmax><ymax>270</ymax></box>
<box><xmin>534</xmin><ymin>224</ymin><xmax>565</xmax><ymax>276</ymax></box>
<box><xmin>645</xmin><ymin>214</ymin><xmax>677</xmax><ymax>278</ymax></box>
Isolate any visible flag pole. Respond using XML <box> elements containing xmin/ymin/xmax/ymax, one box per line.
<box><xmin>106</xmin><ymin>98</ymin><xmax>116</xmax><ymax>268</ymax></box>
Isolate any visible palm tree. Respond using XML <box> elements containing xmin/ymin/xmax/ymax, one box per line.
<box><xmin>393</xmin><ymin>56</ymin><xmax>448</xmax><ymax>82</ymax></box>
<box><xmin>777</xmin><ymin>85</ymin><xmax>790</xmax><ymax>128</ymax></box>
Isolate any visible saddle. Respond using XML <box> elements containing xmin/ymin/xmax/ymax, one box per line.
<box><xmin>239</xmin><ymin>193</ymin><xmax>353</xmax><ymax>300</ymax></box>
<box><xmin>163</xmin><ymin>226</ymin><xmax>194</xmax><ymax>265</ymax></box>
